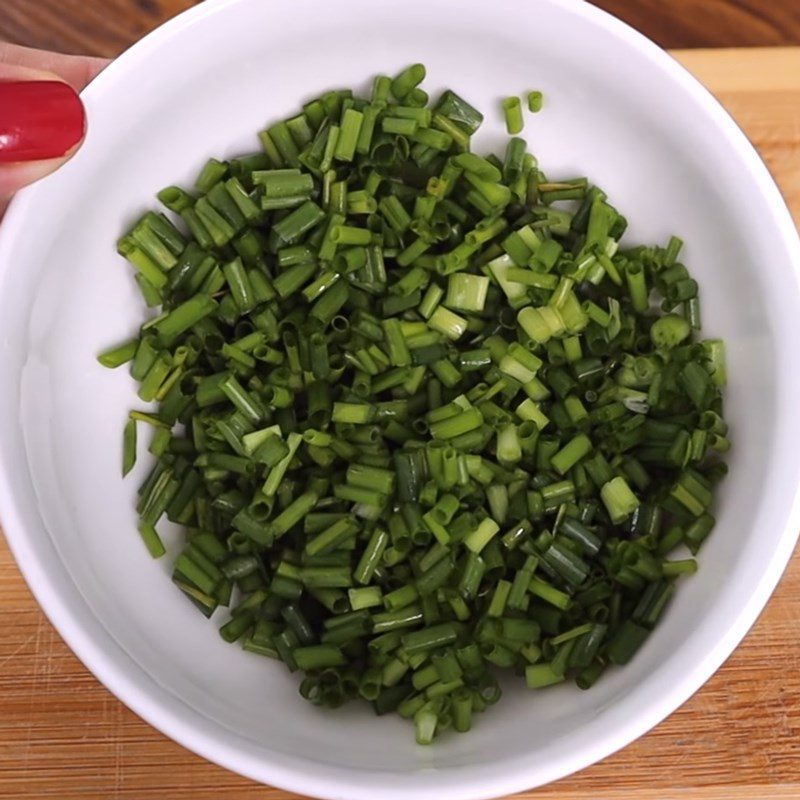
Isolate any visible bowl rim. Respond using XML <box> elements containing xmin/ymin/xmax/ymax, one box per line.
<box><xmin>1</xmin><ymin>0</ymin><xmax>800</xmax><ymax>798</ymax></box>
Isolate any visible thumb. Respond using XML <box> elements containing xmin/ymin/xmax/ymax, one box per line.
<box><xmin>0</xmin><ymin>62</ymin><xmax>86</xmax><ymax>200</ymax></box>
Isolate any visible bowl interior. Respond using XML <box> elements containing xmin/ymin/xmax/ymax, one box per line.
<box><xmin>1</xmin><ymin>1</ymin><xmax>799</xmax><ymax>798</ymax></box>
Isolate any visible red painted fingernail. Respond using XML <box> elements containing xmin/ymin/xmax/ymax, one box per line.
<box><xmin>0</xmin><ymin>81</ymin><xmax>85</xmax><ymax>163</ymax></box>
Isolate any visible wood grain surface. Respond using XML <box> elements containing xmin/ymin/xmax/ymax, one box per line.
<box><xmin>593</xmin><ymin>0</ymin><xmax>800</xmax><ymax>48</ymax></box>
<box><xmin>1</xmin><ymin>0</ymin><xmax>800</xmax><ymax>55</ymax></box>
<box><xmin>1</xmin><ymin>46</ymin><xmax>800</xmax><ymax>800</ymax></box>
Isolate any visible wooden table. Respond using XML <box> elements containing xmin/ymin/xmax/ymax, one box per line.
<box><xmin>1</xmin><ymin>46</ymin><xmax>800</xmax><ymax>800</ymax></box>
<box><xmin>1</xmin><ymin>0</ymin><xmax>800</xmax><ymax>54</ymax></box>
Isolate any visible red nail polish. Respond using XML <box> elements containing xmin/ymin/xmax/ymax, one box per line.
<box><xmin>0</xmin><ymin>81</ymin><xmax>86</xmax><ymax>163</ymax></box>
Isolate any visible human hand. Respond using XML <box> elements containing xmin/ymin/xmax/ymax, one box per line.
<box><xmin>0</xmin><ymin>43</ymin><xmax>110</xmax><ymax>216</ymax></box>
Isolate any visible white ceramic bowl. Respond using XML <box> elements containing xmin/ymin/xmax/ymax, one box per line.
<box><xmin>1</xmin><ymin>1</ymin><xmax>800</xmax><ymax>798</ymax></box>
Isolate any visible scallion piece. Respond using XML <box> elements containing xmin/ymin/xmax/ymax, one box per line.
<box><xmin>527</xmin><ymin>91</ymin><xmax>543</xmax><ymax>113</ymax></box>
<box><xmin>502</xmin><ymin>96</ymin><xmax>524</xmax><ymax>135</ymax></box>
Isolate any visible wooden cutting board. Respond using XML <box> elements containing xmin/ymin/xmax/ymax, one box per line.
<box><xmin>1</xmin><ymin>47</ymin><xmax>799</xmax><ymax>800</ymax></box>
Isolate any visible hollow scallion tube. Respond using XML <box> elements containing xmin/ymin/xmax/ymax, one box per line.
<box><xmin>502</xmin><ymin>96</ymin><xmax>524</xmax><ymax>135</ymax></box>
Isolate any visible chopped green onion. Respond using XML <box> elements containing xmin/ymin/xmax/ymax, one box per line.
<box><xmin>527</xmin><ymin>91</ymin><xmax>543</xmax><ymax>113</ymax></box>
<box><xmin>502</xmin><ymin>96</ymin><xmax>524</xmax><ymax>135</ymax></box>
<box><xmin>104</xmin><ymin>64</ymin><xmax>729</xmax><ymax>747</ymax></box>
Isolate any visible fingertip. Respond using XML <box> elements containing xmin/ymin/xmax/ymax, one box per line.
<box><xmin>0</xmin><ymin>48</ymin><xmax>100</xmax><ymax>214</ymax></box>
<box><xmin>0</xmin><ymin>80</ymin><xmax>86</xmax><ymax>164</ymax></box>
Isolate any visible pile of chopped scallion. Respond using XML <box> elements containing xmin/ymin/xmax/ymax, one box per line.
<box><xmin>100</xmin><ymin>64</ymin><xmax>729</xmax><ymax>745</ymax></box>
